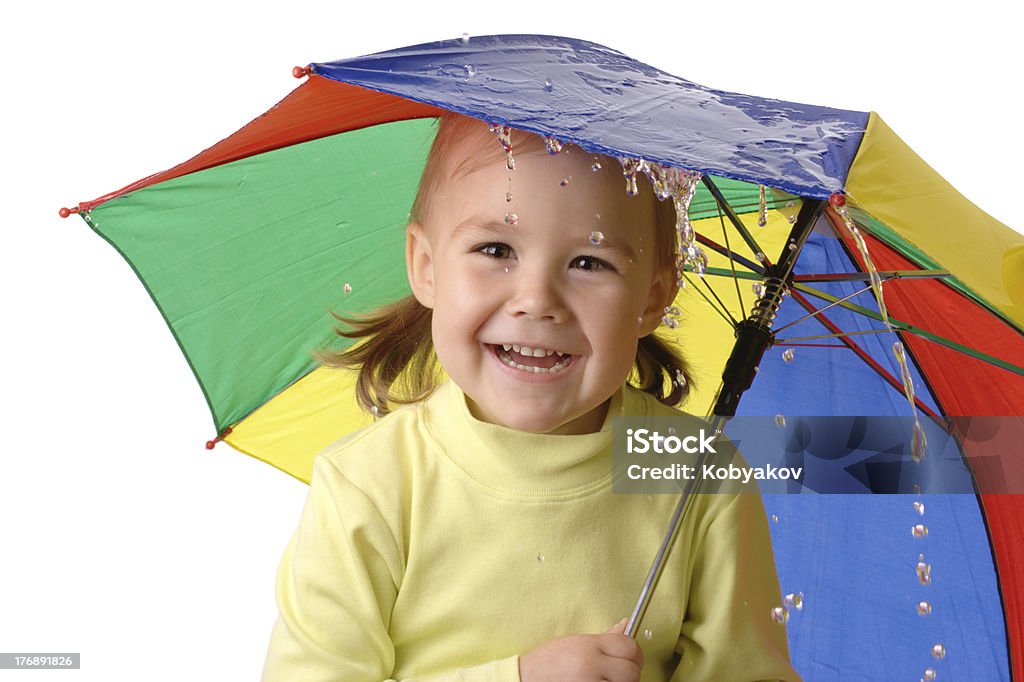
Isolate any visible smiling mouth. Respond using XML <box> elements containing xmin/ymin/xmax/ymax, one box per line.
<box><xmin>491</xmin><ymin>343</ymin><xmax>574</xmax><ymax>374</ymax></box>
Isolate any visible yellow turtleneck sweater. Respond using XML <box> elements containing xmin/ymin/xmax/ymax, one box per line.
<box><xmin>262</xmin><ymin>381</ymin><xmax>798</xmax><ymax>682</ymax></box>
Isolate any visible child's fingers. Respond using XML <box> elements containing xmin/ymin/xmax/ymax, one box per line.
<box><xmin>599</xmin><ymin>633</ymin><xmax>644</xmax><ymax>667</ymax></box>
<box><xmin>604</xmin><ymin>617</ymin><xmax>628</xmax><ymax>634</ymax></box>
<box><xmin>599</xmin><ymin>654</ymin><xmax>643</xmax><ymax>682</ymax></box>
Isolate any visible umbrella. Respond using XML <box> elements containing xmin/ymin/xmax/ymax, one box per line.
<box><xmin>62</xmin><ymin>34</ymin><xmax>1024</xmax><ymax>681</ymax></box>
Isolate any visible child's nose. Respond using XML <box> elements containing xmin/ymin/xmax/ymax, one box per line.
<box><xmin>505</xmin><ymin>269</ymin><xmax>569</xmax><ymax>322</ymax></box>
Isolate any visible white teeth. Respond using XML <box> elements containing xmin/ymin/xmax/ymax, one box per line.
<box><xmin>496</xmin><ymin>349</ymin><xmax>572</xmax><ymax>374</ymax></box>
<box><xmin>502</xmin><ymin>344</ymin><xmax>562</xmax><ymax>357</ymax></box>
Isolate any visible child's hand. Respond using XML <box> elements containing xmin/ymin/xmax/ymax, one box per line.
<box><xmin>518</xmin><ymin>618</ymin><xmax>644</xmax><ymax>682</ymax></box>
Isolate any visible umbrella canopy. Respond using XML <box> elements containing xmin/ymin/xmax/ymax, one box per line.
<box><xmin>65</xmin><ymin>34</ymin><xmax>1024</xmax><ymax>682</ymax></box>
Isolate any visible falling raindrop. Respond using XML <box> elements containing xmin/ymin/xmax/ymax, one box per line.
<box><xmin>752</xmin><ymin>282</ymin><xmax>766</xmax><ymax>298</ymax></box>
<box><xmin>544</xmin><ymin>136</ymin><xmax>563</xmax><ymax>155</ymax></box>
<box><xmin>758</xmin><ymin>185</ymin><xmax>768</xmax><ymax>227</ymax></box>
<box><xmin>618</xmin><ymin>157</ymin><xmax>643</xmax><ymax>196</ymax></box>
<box><xmin>506</xmin><ymin>191</ymin><xmax>512</xmax><ymax>203</ymax></box>
<box><xmin>543</xmin><ymin>78</ymin><xmax>553</xmax><ymax>92</ymax></box>
<box><xmin>489</xmin><ymin>124</ymin><xmax>515</xmax><ymax>170</ymax></box>
<box><xmin>770</xmin><ymin>606</ymin><xmax>789</xmax><ymax>624</ymax></box>
<box><xmin>504</xmin><ymin>213</ymin><xmax>519</xmax><ymax>226</ymax></box>
<box><xmin>592</xmin><ymin>157</ymin><xmax>603</xmax><ymax>172</ymax></box>
<box><xmin>783</xmin><ymin>593</ymin><xmax>804</xmax><ymax>611</ymax></box>
<box><xmin>771</xmin><ymin>514</ymin><xmax>779</xmax><ymax>523</ymax></box>
<box><xmin>590</xmin><ymin>230</ymin><xmax>605</xmax><ymax>246</ymax></box>
<box><xmin>463</xmin><ymin>64</ymin><xmax>477</xmax><ymax>78</ymax></box>
<box><xmin>775</xmin><ymin>414</ymin><xmax>787</xmax><ymax>428</ymax></box>
<box><xmin>923</xmin><ymin>668</ymin><xmax>937</xmax><ymax>681</ymax></box>
<box><xmin>643</xmin><ymin>628</ymin><xmax>653</xmax><ymax>640</ymax></box>
<box><xmin>460</xmin><ymin>32</ymin><xmax>470</xmax><ymax>45</ymax></box>
<box><xmin>932</xmin><ymin>644</ymin><xmax>946</xmax><ymax>659</ymax></box>
<box><xmin>914</xmin><ymin>501</ymin><xmax>925</xmax><ymax>516</ymax></box>
<box><xmin>912</xmin><ymin>523</ymin><xmax>929</xmax><ymax>538</ymax></box>
<box><xmin>560</xmin><ymin>177</ymin><xmax>571</xmax><ymax>187</ymax></box>
<box><xmin>782</xmin><ymin>348</ymin><xmax>795</xmax><ymax>364</ymax></box>
<box><xmin>916</xmin><ymin>560</ymin><xmax>932</xmax><ymax>585</ymax></box>
<box><xmin>536</xmin><ymin>553</ymin><xmax>545</xmax><ymax>563</ymax></box>
<box><xmin>917</xmin><ymin>601</ymin><xmax>932</xmax><ymax>615</ymax></box>
<box><xmin>343</xmin><ymin>283</ymin><xmax>352</xmax><ymax>294</ymax></box>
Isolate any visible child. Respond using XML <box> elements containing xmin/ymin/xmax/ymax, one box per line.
<box><xmin>261</xmin><ymin>114</ymin><xmax>798</xmax><ymax>682</ymax></box>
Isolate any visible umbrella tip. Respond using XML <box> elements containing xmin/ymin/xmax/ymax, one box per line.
<box><xmin>205</xmin><ymin>426</ymin><xmax>233</xmax><ymax>450</ymax></box>
<box><xmin>829</xmin><ymin>192</ymin><xmax>846</xmax><ymax>209</ymax></box>
<box><xmin>292</xmin><ymin>65</ymin><xmax>311</xmax><ymax>79</ymax></box>
<box><xmin>59</xmin><ymin>206</ymin><xmax>80</xmax><ymax>219</ymax></box>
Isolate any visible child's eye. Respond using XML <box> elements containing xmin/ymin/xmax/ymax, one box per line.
<box><xmin>571</xmin><ymin>255</ymin><xmax>616</xmax><ymax>272</ymax></box>
<box><xmin>476</xmin><ymin>243</ymin><xmax>513</xmax><ymax>259</ymax></box>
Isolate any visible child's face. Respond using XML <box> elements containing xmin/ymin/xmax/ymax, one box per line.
<box><xmin>407</xmin><ymin>131</ymin><xmax>673</xmax><ymax>435</ymax></box>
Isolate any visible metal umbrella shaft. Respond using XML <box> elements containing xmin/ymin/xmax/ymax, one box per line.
<box><xmin>625</xmin><ymin>198</ymin><xmax>826</xmax><ymax>639</ymax></box>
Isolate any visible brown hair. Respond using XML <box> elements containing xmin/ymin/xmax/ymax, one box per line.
<box><xmin>315</xmin><ymin>114</ymin><xmax>693</xmax><ymax>415</ymax></box>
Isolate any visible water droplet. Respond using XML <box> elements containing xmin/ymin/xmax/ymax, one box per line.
<box><xmin>752</xmin><ymin>282</ymin><xmax>766</xmax><ymax>298</ymax></box>
<box><xmin>783</xmin><ymin>592</ymin><xmax>804</xmax><ymax>611</ymax></box>
<box><xmin>536</xmin><ymin>553</ymin><xmax>545</xmax><ymax>563</ymax></box>
<box><xmin>916</xmin><ymin>561</ymin><xmax>932</xmax><ymax>585</ymax></box>
<box><xmin>504</xmin><ymin>267</ymin><xmax>509</xmax><ymax>274</ymax></box>
<box><xmin>674</xmin><ymin>369</ymin><xmax>687</xmax><ymax>387</ymax></box>
<box><xmin>636</xmin><ymin>316</ymin><xmax>643</xmax><ymax>326</ymax></box>
<box><xmin>912</xmin><ymin>523</ymin><xmax>928</xmax><ymax>538</ymax></box>
<box><xmin>788</xmin><ymin>214</ymin><xmax>797</xmax><ymax>224</ymax></box>
<box><xmin>782</xmin><ymin>348</ymin><xmax>795</xmax><ymax>364</ymax></box>
<box><xmin>785</xmin><ymin>200</ymin><xmax>795</xmax><ymax>208</ymax></box>
<box><xmin>543</xmin><ymin>78</ymin><xmax>553</xmax><ymax>92</ymax></box>
<box><xmin>912</xmin><ymin>420</ymin><xmax>927</xmax><ymax>463</ymax></box>
<box><xmin>771</xmin><ymin>514</ymin><xmax>779</xmax><ymax>523</ymax></box>
<box><xmin>665</xmin><ymin>305</ymin><xmax>682</xmax><ymax>317</ymax></box>
<box><xmin>662</xmin><ymin>316</ymin><xmax>679</xmax><ymax>329</ymax></box>
<box><xmin>932</xmin><ymin>644</ymin><xmax>946</xmax><ymax>659</ymax></box>
<box><xmin>590</xmin><ymin>230</ymin><xmax>605</xmax><ymax>246</ymax></box>
<box><xmin>756</xmin><ymin>252</ymin><xmax>767</xmax><ymax>264</ymax></box>
<box><xmin>788</xmin><ymin>242</ymin><xmax>797</xmax><ymax>251</ymax></box>
<box><xmin>460</xmin><ymin>32</ymin><xmax>470</xmax><ymax>45</ymax></box>
<box><xmin>770</xmin><ymin>606</ymin><xmax>789</xmax><ymax>624</ymax></box>
<box><xmin>667</xmin><ymin>427</ymin><xmax>677</xmax><ymax>436</ymax></box>
<box><xmin>917</xmin><ymin>600</ymin><xmax>932</xmax><ymax>615</ymax></box>
<box><xmin>463</xmin><ymin>64</ymin><xmax>477</xmax><ymax>78</ymax></box>
<box><xmin>643</xmin><ymin>628</ymin><xmax>653</xmax><ymax>640</ymax></box>
<box><xmin>758</xmin><ymin>185</ymin><xmax>768</xmax><ymax>227</ymax></box>
<box><xmin>504</xmin><ymin>213</ymin><xmax>519</xmax><ymax>226</ymax></box>
<box><xmin>343</xmin><ymin>283</ymin><xmax>352</xmax><ymax>294</ymax></box>
<box><xmin>914</xmin><ymin>501</ymin><xmax>925</xmax><ymax>516</ymax></box>
<box><xmin>370</xmin><ymin>405</ymin><xmax>380</xmax><ymax>417</ymax></box>
<box><xmin>594</xmin><ymin>212</ymin><xmax>602</xmax><ymax>220</ymax></box>
<box><xmin>775</xmin><ymin>414</ymin><xmax>787</xmax><ymax>428</ymax></box>
<box><xmin>544</xmin><ymin>136</ymin><xmax>563</xmax><ymax>155</ymax></box>
<box><xmin>506</xmin><ymin>191</ymin><xmax>512</xmax><ymax>203</ymax></box>
<box><xmin>923</xmin><ymin>668</ymin><xmax>937</xmax><ymax>681</ymax></box>
<box><xmin>560</xmin><ymin>176</ymin><xmax>571</xmax><ymax>187</ymax></box>
<box><xmin>592</xmin><ymin>157</ymin><xmax>603</xmax><ymax>172</ymax></box>
<box><xmin>489</xmin><ymin>124</ymin><xmax>515</xmax><ymax>170</ymax></box>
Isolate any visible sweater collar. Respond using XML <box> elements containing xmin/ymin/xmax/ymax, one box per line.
<box><xmin>423</xmin><ymin>381</ymin><xmax>643</xmax><ymax>497</ymax></box>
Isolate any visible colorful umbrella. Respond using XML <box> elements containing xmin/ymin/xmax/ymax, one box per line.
<box><xmin>63</xmin><ymin>35</ymin><xmax>1024</xmax><ymax>681</ymax></box>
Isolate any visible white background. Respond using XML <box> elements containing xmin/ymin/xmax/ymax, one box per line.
<box><xmin>4</xmin><ymin>1</ymin><xmax>1023</xmax><ymax>680</ymax></box>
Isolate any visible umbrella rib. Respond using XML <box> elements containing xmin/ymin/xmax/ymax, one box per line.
<box><xmin>787</xmin><ymin>289</ymin><xmax>941</xmax><ymax>418</ymax></box>
<box><xmin>775</xmin><ymin>328</ymin><xmax>890</xmax><ymax>344</ymax></box>
<box><xmin>795</xmin><ymin>283</ymin><xmax>1024</xmax><ymax>377</ymax></box>
<box><xmin>772</xmin><ymin>283</ymin><xmax>876</xmax><ymax>335</ymax></box>
<box><xmin>696</xmin><ymin>235</ymin><xmax>765</xmax><ymax>274</ymax></box>
<box><xmin>716</xmin><ymin>203</ymin><xmax>746</xmax><ymax>315</ymax></box>
<box><xmin>700</xmin><ymin>175</ymin><xmax>766</xmax><ymax>263</ymax></box>
<box><xmin>681</xmin><ymin>270</ymin><xmax>738</xmax><ymax>328</ymax></box>
<box><xmin>794</xmin><ymin>269</ymin><xmax>950</xmax><ymax>283</ymax></box>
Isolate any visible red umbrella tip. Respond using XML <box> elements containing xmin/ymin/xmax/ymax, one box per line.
<box><xmin>292</xmin><ymin>65</ymin><xmax>311</xmax><ymax>79</ymax></box>
<box><xmin>205</xmin><ymin>439</ymin><xmax>216</xmax><ymax>450</ymax></box>
<box><xmin>829</xmin><ymin>193</ymin><xmax>847</xmax><ymax>209</ymax></box>
<box><xmin>59</xmin><ymin>206</ymin><xmax>79</xmax><ymax>219</ymax></box>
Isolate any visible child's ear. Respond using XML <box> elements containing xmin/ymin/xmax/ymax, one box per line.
<box><xmin>406</xmin><ymin>222</ymin><xmax>436</xmax><ymax>309</ymax></box>
<box><xmin>638</xmin><ymin>267</ymin><xmax>679</xmax><ymax>337</ymax></box>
